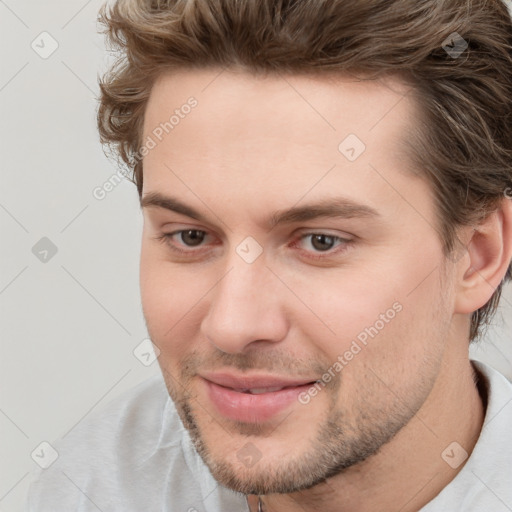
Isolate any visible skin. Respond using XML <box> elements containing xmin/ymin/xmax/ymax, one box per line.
<box><xmin>139</xmin><ymin>68</ymin><xmax>512</xmax><ymax>512</ymax></box>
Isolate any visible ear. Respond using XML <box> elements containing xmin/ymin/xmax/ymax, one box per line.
<box><xmin>454</xmin><ymin>197</ymin><xmax>512</xmax><ymax>315</ymax></box>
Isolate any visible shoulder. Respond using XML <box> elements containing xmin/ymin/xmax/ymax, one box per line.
<box><xmin>24</xmin><ymin>374</ymin><xmax>191</xmax><ymax>510</ymax></box>
<box><xmin>58</xmin><ymin>372</ymin><xmax>182</xmax><ymax>461</ymax></box>
<box><xmin>422</xmin><ymin>361</ymin><xmax>512</xmax><ymax>511</ymax></box>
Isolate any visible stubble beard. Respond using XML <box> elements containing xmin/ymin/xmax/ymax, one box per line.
<box><xmin>163</xmin><ymin>365</ymin><xmax>435</xmax><ymax>496</ymax></box>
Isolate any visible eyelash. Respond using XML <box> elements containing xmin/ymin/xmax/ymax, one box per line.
<box><xmin>153</xmin><ymin>230</ymin><xmax>352</xmax><ymax>260</ymax></box>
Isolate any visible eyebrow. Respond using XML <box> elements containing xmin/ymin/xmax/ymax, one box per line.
<box><xmin>140</xmin><ymin>192</ymin><xmax>380</xmax><ymax>229</ymax></box>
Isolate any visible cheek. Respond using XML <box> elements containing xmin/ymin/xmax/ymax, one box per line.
<box><xmin>140</xmin><ymin>245</ymin><xmax>167</xmax><ymax>330</ymax></box>
<box><xmin>283</xmin><ymin>266</ymin><xmax>402</xmax><ymax>348</ymax></box>
<box><xmin>139</xmin><ymin>243</ymin><xmax>215</xmax><ymax>356</ymax></box>
<box><xmin>140</xmin><ymin>244</ymin><xmax>190</xmax><ymax>337</ymax></box>
<box><xmin>140</xmin><ymin>262</ymin><xmax>198</xmax><ymax>377</ymax></box>
<box><xmin>294</xmin><ymin>251</ymin><xmax>450</xmax><ymax>368</ymax></box>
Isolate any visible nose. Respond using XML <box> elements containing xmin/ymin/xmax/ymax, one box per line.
<box><xmin>200</xmin><ymin>257</ymin><xmax>289</xmax><ymax>354</ymax></box>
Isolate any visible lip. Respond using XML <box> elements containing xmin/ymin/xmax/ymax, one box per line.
<box><xmin>200</xmin><ymin>371</ymin><xmax>317</xmax><ymax>390</ymax></box>
<box><xmin>200</xmin><ymin>372</ymin><xmax>318</xmax><ymax>423</ymax></box>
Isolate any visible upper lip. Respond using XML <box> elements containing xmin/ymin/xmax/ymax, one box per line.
<box><xmin>200</xmin><ymin>371</ymin><xmax>318</xmax><ymax>390</ymax></box>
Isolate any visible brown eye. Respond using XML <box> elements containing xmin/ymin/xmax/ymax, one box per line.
<box><xmin>154</xmin><ymin>229</ymin><xmax>214</xmax><ymax>256</ymax></box>
<box><xmin>180</xmin><ymin>230</ymin><xmax>206</xmax><ymax>246</ymax></box>
<box><xmin>292</xmin><ymin>232</ymin><xmax>353</xmax><ymax>260</ymax></box>
<box><xmin>310</xmin><ymin>234</ymin><xmax>336</xmax><ymax>251</ymax></box>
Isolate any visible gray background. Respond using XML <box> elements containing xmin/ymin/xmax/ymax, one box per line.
<box><xmin>1</xmin><ymin>1</ymin><xmax>511</xmax><ymax>511</ymax></box>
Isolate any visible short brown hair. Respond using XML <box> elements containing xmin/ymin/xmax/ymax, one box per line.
<box><xmin>96</xmin><ymin>0</ymin><xmax>512</xmax><ymax>342</ymax></box>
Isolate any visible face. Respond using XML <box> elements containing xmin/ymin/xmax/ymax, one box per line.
<box><xmin>139</xmin><ymin>68</ymin><xmax>456</xmax><ymax>495</ymax></box>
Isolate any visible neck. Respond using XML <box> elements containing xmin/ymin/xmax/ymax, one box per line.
<box><xmin>248</xmin><ymin>350</ymin><xmax>485</xmax><ymax>512</ymax></box>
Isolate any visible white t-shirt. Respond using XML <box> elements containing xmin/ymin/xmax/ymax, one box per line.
<box><xmin>25</xmin><ymin>360</ymin><xmax>512</xmax><ymax>511</ymax></box>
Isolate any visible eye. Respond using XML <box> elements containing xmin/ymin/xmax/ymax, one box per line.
<box><xmin>293</xmin><ymin>232</ymin><xmax>352</xmax><ymax>259</ymax></box>
<box><xmin>303</xmin><ymin>234</ymin><xmax>338</xmax><ymax>251</ymax></box>
<box><xmin>175</xmin><ymin>229</ymin><xmax>206</xmax><ymax>247</ymax></box>
<box><xmin>154</xmin><ymin>229</ymin><xmax>211</xmax><ymax>253</ymax></box>
<box><xmin>154</xmin><ymin>229</ymin><xmax>353</xmax><ymax>260</ymax></box>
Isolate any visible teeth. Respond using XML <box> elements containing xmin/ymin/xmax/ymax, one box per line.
<box><xmin>233</xmin><ymin>387</ymin><xmax>285</xmax><ymax>394</ymax></box>
<box><xmin>249</xmin><ymin>387</ymin><xmax>285</xmax><ymax>394</ymax></box>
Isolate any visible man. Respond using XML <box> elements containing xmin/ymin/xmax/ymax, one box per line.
<box><xmin>26</xmin><ymin>0</ymin><xmax>512</xmax><ymax>511</ymax></box>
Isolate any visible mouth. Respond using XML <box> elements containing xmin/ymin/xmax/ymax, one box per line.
<box><xmin>199</xmin><ymin>370</ymin><xmax>319</xmax><ymax>391</ymax></box>
<box><xmin>200</xmin><ymin>375</ymin><xmax>319</xmax><ymax>423</ymax></box>
<box><xmin>226</xmin><ymin>383</ymin><xmax>317</xmax><ymax>394</ymax></box>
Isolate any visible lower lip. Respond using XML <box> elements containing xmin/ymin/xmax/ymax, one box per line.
<box><xmin>202</xmin><ymin>378</ymin><xmax>315</xmax><ymax>423</ymax></box>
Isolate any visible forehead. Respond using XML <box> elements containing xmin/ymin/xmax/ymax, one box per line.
<box><xmin>143</xmin><ymin>68</ymin><xmax>415</xmax><ymax>143</ymax></box>
<box><xmin>141</xmin><ymin>68</ymin><xmax>431</xmax><ymax>229</ymax></box>
<box><xmin>142</xmin><ymin>68</ymin><xmax>417</xmax><ymax>175</ymax></box>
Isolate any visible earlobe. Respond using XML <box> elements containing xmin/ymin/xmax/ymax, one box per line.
<box><xmin>454</xmin><ymin>198</ymin><xmax>512</xmax><ymax>315</ymax></box>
